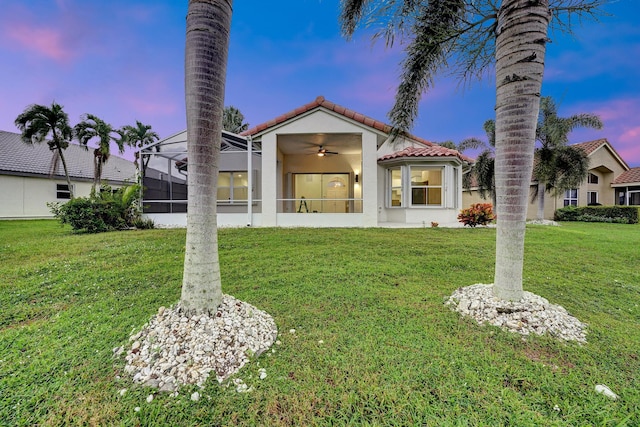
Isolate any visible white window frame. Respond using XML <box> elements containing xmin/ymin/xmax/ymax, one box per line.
<box><xmin>564</xmin><ymin>188</ymin><xmax>578</xmax><ymax>206</ymax></box>
<box><xmin>218</xmin><ymin>171</ymin><xmax>248</xmax><ymax>204</ymax></box>
<box><xmin>388</xmin><ymin>167</ymin><xmax>403</xmax><ymax>208</ymax></box>
<box><xmin>587</xmin><ymin>191</ymin><xmax>598</xmax><ymax>205</ymax></box>
<box><xmin>409</xmin><ymin>166</ymin><xmax>443</xmax><ymax>207</ymax></box>
<box><xmin>56</xmin><ymin>183</ymin><xmax>73</xmax><ymax>200</ymax></box>
<box><xmin>386</xmin><ymin>164</ymin><xmax>457</xmax><ymax>209</ymax></box>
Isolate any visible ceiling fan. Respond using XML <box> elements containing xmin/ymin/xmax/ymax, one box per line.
<box><xmin>316</xmin><ymin>145</ymin><xmax>338</xmax><ymax>157</ymax></box>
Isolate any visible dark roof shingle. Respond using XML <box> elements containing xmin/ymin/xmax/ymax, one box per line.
<box><xmin>0</xmin><ymin>130</ymin><xmax>135</xmax><ymax>182</ymax></box>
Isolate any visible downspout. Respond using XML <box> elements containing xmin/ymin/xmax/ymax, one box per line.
<box><xmin>247</xmin><ymin>135</ymin><xmax>253</xmax><ymax>226</ymax></box>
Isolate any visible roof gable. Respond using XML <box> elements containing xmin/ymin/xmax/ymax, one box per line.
<box><xmin>572</xmin><ymin>138</ymin><xmax>629</xmax><ymax>171</ymax></box>
<box><xmin>242</xmin><ymin>96</ymin><xmax>470</xmax><ymax>162</ymax></box>
<box><xmin>242</xmin><ymin>96</ymin><xmax>392</xmax><ymax>137</ymax></box>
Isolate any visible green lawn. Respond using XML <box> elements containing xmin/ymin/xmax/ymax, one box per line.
<box><xmin>1</xmin><ymin>220</ymin><xmax>638</xmax><ymax>426</ymax></box>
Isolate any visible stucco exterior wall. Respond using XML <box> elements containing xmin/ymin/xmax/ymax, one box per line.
<box><xmin>258</xmin><ymin>109</ymin><xmax>379</xmax><ymax>227</ymax></box>
<box><xmin>0</xmin><ymin>175</ymin><xmax>102</xmax><ymax>218</ymax></box>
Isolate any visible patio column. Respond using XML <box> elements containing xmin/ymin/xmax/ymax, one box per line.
<box><xmin>362</xmin><ymin>132</ymin><xmax>378</xmax><ymax>226</ymax></box>
<box><xmin>261</xmin><ymin>133</ymin><xmax>278</xmax><ymax>226</ymax></box>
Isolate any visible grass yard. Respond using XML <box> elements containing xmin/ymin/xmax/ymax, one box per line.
<box><xmin>0</xmin><ymin>220</ymin><xmax>639</xmax><ymax>426</ymax></box>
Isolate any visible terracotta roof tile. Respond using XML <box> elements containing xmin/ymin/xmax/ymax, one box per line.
<box><xmin>572</xmin><ymin>138</ymin><xmax>608</xmax><ymax>155</ymax></box>
<box><xmin>241</xmin><ymin>96</ymin><xmax>472</xmax><ymax>163</ymax></box>
<box><xmin>241</xmin><ymin>95</ymin><xmax>395</xmax><ymax>136</ymax></box>
<box><xmin>612</xmin><ymin>167</ymin><xmax>640</xmax><ymax>185</ymax></box>
<box><xmin>378</xmin><ymin>145</ymin><xmax>468</xmax><ymax>162</ymax></box>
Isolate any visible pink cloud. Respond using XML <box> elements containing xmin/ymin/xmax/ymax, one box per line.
<box><xmin>6</xmin><ymin>23</ymin><xmax>73</xmax><ymax>61</ymax></box>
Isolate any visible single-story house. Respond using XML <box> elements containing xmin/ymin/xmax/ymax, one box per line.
<box><xmin>0</xmin><ymin>130</ymin><xmax>137</xmax><ymax>219</ymax></box>
<box><xmin>462</xmin><ymin>138</ymin><xmax>639</xmax><ymax>219</ymax></box>
<box><xmin>141</xmin><ymin>96</ymin><xmax>472</xmax><ymax>228</ymax></box>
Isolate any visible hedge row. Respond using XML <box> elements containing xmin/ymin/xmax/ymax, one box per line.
<box><xmin>554</xmin><ymin>205</ymin><xmax>639</xmax><ymax>224</ymax></box>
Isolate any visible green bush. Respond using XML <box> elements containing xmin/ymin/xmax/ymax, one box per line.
<box><xmin>458</xmin><ymin>203</ymin><xmax>496</xmax><ymax>227</ymax></box>
<box><xmin>48</xmin><ymin>184</ymin><xmax>154</xmax><ymax>233</ymax></box>
<box><xmin>554</xmin><ymin>205</ymin><xmax>639</xmax><ymax>224</ymax></box>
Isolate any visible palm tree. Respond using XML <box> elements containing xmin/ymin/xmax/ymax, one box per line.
<box><xmin>341</xmin><ymin>0</ymin><xmax>605</xmax><ymax>301</ymax></box>
<box><xmin>15</xmin><ymin>102</ymin><xmax>75</xmax><ymax>198</ymax></box>
<box><xmin>222</xmin><ymin>105</ymin><xmax>249</xmax><ymax>134</ymax></box>
<box><xmin>180</xmin><ymin>0</ymin><xmax>232</xmax><ymax>316</ymax></box>
<box><xmin>532</xmin><ymin>96</ymin><xmax>603</xmax><ymax>219</ymax></box>
<box><xmin>74</xmin><ymin>114</ymin><xmax>125</xmax><ymax>195</ymax></box>
<box><xmin>120</xmin><ymin>121</ymin><xmax>160</xmax><ymax>178</ymax></box>
<box><xmin>457</xmin><ymin>119</ymin><xmax>497</xmax><ymax>206</ymax></box>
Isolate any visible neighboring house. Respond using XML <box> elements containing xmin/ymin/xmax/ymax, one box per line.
<box><xmin>612</xmin><ymin>167</ymin><xmax>640</xmax><ymax>206</ymax></box>
<box><xmin>141</xmin><ymin>96</ymin><xmax>472</xmax><ymax>227</ymax></box>
<box><xmin>0</xmin><ymin>130</ymin><xmax>136</xmax><ymax>219</ymax></box>
<box><xmin>462</xmin><ymin>138</ymin><xmax>637</xmax><ymax>219</ymax></box>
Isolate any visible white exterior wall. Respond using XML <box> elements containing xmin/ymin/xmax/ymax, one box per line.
<box><xmin>259</xmin><ymin>109</ymin><xmax>380</xmax><ymax>228</ymax></box>
<box><xmin>0</xmin><ymin>175</ymin><xmax>106</xmax><ymax>218</ymax></box>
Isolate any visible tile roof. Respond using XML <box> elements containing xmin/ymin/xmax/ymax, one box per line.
<box><xmin>0</xmin><ymin>130</ymin><xmax>136</xmax><ymax>182</ymax></box>
<box><xmin>572</xmin><ymin>138</ymin><xmax>608</xmax><ymax>155</ymax></box>
<box><xmin>241</xmin><ymin>96</ymin><xmax>393</xmax><ymax>136</ymax></box>
<box><xmin>241</xmin><ymin>96</ymin><xmax>470</xmax><ymax>162</ymax></box>
<box><xmin>378</xmin><ymin>145</ymin><xmax>469</xmax><ymax>162</ymax></box>
<box><xmin>612</xmin><ymin>167</ymin><xmax>640</xmax><ymax>185</ymax></box>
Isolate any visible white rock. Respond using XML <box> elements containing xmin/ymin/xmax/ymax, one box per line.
<box><xmin>146</xmin><ymin>394</ymin><xmax>154</xmax><ymax>403</ymax></box>
<box><xmin>446</xmin><ymin>284</ymin><xmax>587</xmax><ymax>343</ymax></box>
<box><xmin>289</xmin><ymin>329</ymin><xmax>296</xmax><ymax>334</ymax></box>
<box><xmin>119</xmin><ymin>388</ymin><xmax>127</xmax><ymax>396</ymax></box>
<box><xmin>191</xmin><ymin>391</ymin><xmax>200</xmax><ymax>401</ymax></box>
<box><xmin>595</xmin><ymin>384</ymin><xmax>618</xmax><ymax>400</ymax></box>
<box><xmin>123</xmin><ymin>295</ymin><xmax>277</xmax><ymax>391</ymax></box>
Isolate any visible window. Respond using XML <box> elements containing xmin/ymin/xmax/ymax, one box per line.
<box><xmin>588</xmin><ymin>173</ymin><xmax>599</xmax><ymax>184</ymax></box>
<box><xmin>218</xmin><ymin>172</ymin><xmax>248</xmax><ymax>203</ymax></box>
<box><xmin>587</xmin><ymin>191</ymin><xmax>598</xmax><ymax>205</ymax></box>
<box><xmin>389</xmin><ymin>168</ymin><xmax>402</xmax><ymax>207</ymax></box>
<box><xmin>410</xmin><ymin>167</ymin><xmax>442</xmax><ymax>206</ymax></box>
<box><xmin>56</xmin><ymin>184</ymin><xmax>72</xmax><ymax>199</ymax></box>
<box><xmin>564</xmin><ymin>189</ymin><xmax>578</xmax><ymax>206</ymax></box>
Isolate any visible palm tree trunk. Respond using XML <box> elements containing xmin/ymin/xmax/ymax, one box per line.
<box><xmin>57</xmin><ymin>147</ymin><xmax>74</xmax><ymax>199</ymax></box>
<box><xmin>493</xmin><ymin>0</ymin><xmax>550</xmax><ymax>301</ymax></box>
<box><xmin>537</xmin><ymin>182</ymin><xmax>545</xmax><ymax>220</ymax></box>
<box><xmin>180</xmin><ymin>0</ymin><xmax>232</xmax><ymax>316</ymax></box>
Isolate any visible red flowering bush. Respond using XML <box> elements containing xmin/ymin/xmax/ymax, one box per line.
<box><xmin>458</xmin><ymin>203</ymin><xmax>496</xmax><ymax>227</ymax></box>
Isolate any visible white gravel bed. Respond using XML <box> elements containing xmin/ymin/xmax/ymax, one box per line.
<box><xmin>446</xmin><ymin>284</ymin><xmax>587</xmax><ymax>343</ymax></box>
<box><xmin>119</xmin><ymin>295</ymin><xmax>277</xmax><ymax>392</ymax></box>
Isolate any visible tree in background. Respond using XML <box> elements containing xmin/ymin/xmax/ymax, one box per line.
<box><xmin>222</xmin><ymin>105</ymin><xmax>249</xmax><ymax>134</ymax></box>
<box><xmin>120</xmin><ymin>120</ymin><xmax>160</xmax><ymax>178</ymax></box>
<box><xmin>15</xmin><ymin>102</ymin><xmax>76</xmax><ymax>198</ymax></box>
<box><xmin>74</xmin><ymin>114</ymin><xmax>126</xmax><ymax>195</ymax></box>
<box><xmin>449</xmin><ymin>120</ymin><xmax>497</xmax><ymax>206</ymax></box>
<box><xmin>532</xmin><ymin>96</ymin><xmax>603</xmax><ymax>219</ymax></box>
<box><xmin>340</xmin><ymin>0</ymin><xmax>605</xmax><ymax>301</ymax></box>
<box><xmin>180</xmin><ymin>0</ymin><xmax>232</xmax><ymax>316</ymax></box>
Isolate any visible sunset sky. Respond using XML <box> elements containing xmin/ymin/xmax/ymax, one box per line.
<box><xmin>1</xmin><ymin>0</ymin><xmax>638</xmax><ymax>166</ymax></box>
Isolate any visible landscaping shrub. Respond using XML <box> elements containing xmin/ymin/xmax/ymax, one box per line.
<box><xmin>458</xmin><ymin>203</ymin><xmax>496</xmax><ymax>227</ymax></box>
<box><xmin>554</xmin><ymin>205</ymin><xmax>639</xmax><ymax>224</ymax></box>
<box><xmin>48</xmin><ymin>184</ymin><xmax>153</xmax><ymax>233</ymax></box>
